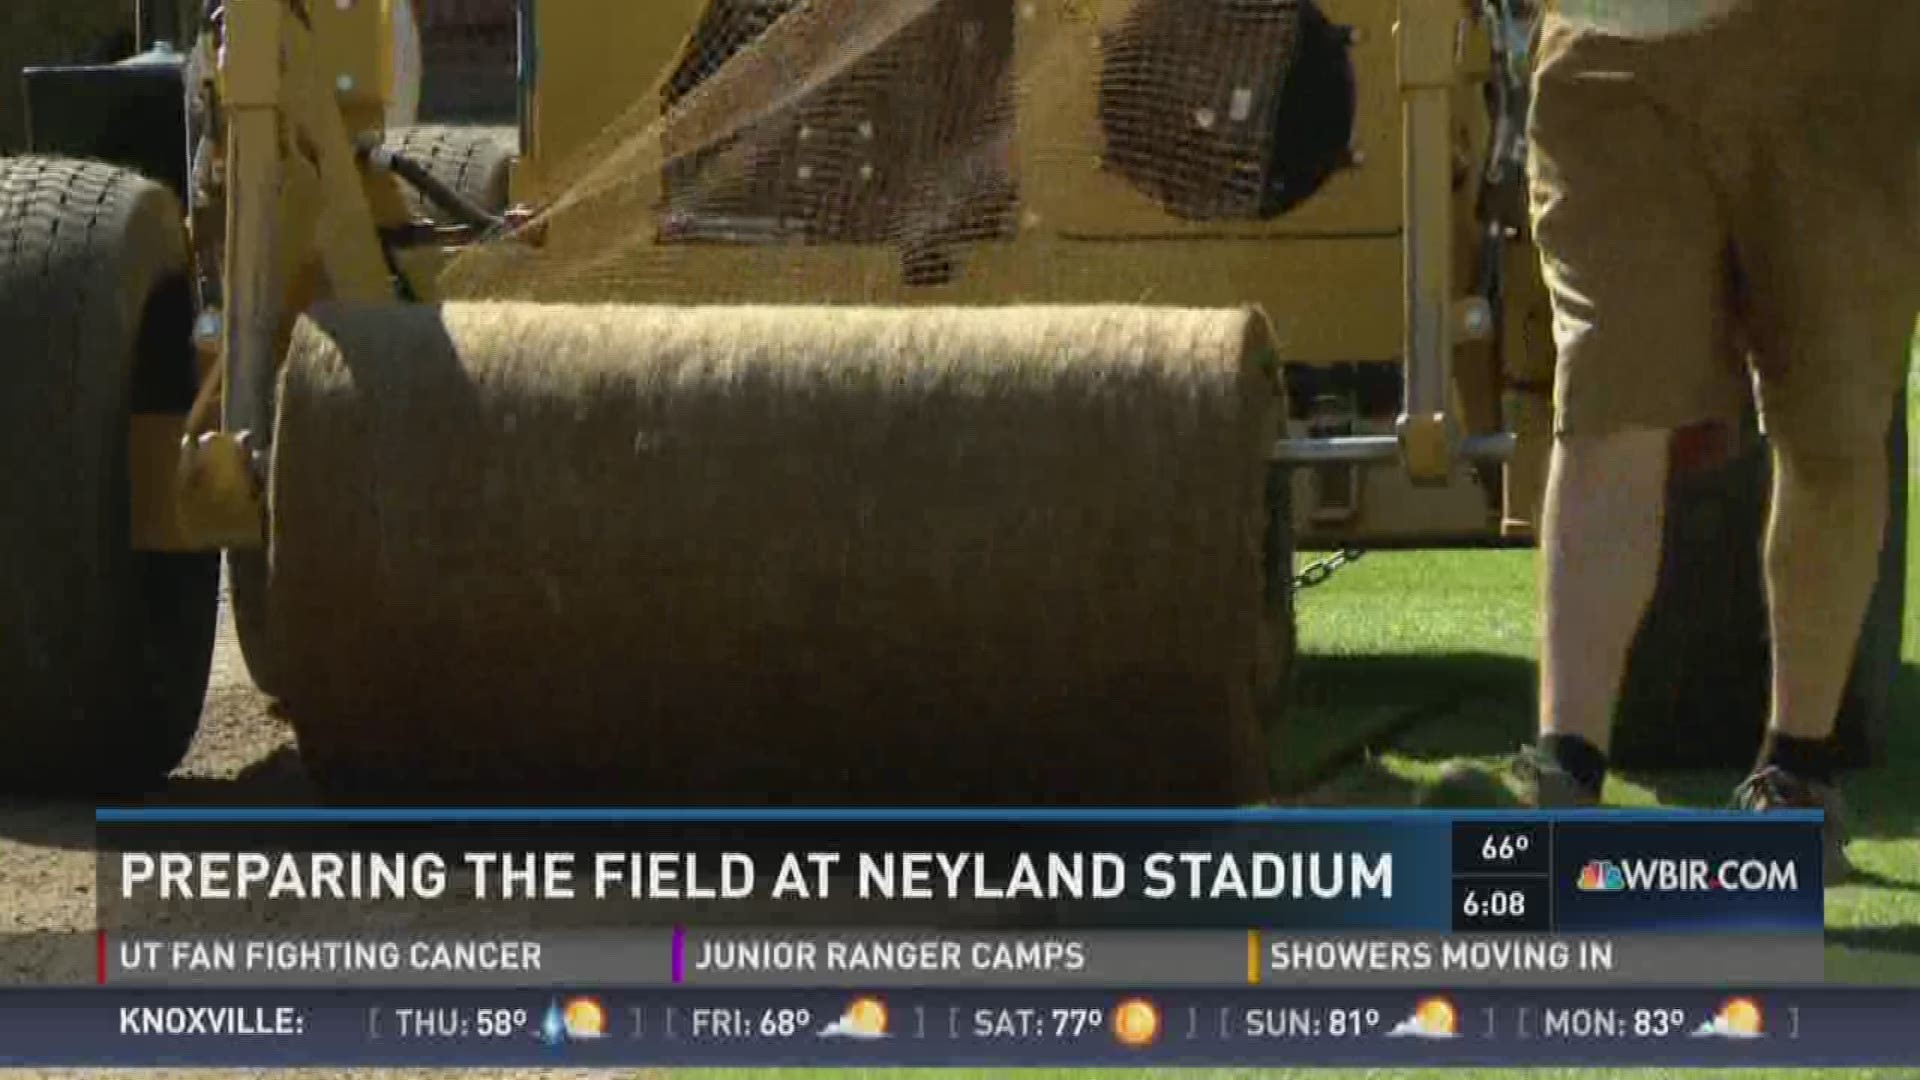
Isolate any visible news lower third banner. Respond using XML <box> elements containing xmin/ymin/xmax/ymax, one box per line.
<box><xmin>83</xmin><ymin>809</ymin><xmax>1826</xmax><ymax>989</ymax></box>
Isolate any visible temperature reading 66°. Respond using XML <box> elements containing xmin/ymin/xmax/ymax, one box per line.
<box><xmin>1482</xmin><ymin>834</ymin><xmax>1532</xmax><ymax>862</ymax></box>
<box><xmin>1052</xmin><ymin>1008</ymin><xmax>1103</xmax><ymax>1038</ymax></box>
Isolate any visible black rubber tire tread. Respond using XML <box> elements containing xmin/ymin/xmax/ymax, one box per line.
<box><xmin>228</xmin><ymin>549</ymin><xmax>281</xmax><ymax>698</ymax></box>
<box><xmin>384</xmin><ymin>125</ymin><xmax>512</xmax><ymax>222</ymax></box>
<box><xmin>0</xmin><ymin>155</ymin><xmax>219</xmax><ymax>794</ymax></box>
<box><xmin>1614</xmin><ymin>402</ymin><xmax>1909</xmax><ymax>770</ymax></box>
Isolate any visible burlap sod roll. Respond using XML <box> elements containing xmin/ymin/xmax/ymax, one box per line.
<box><xmin>270</xmin><ymin>303</ymin><xmax>1284</xmax><ymax>804</ymax></box>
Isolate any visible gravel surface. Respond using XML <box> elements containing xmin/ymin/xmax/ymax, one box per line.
<box><xmin>0</xmin><ymin>586</ymin><xmax>646</xmax><ymax>1079</ymax></box>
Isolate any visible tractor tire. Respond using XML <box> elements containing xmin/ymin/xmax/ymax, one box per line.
<box><xmin>0</xmin><ymin>157</ymin><xmax>218</xmax><ymax>795</ymax></box>
<box><xmin>228</xmin><ymin>549</ymin><xmax>282</xmax><ymax>698</ymax></box>
<box><xmin>1614</xmin><ymin>397</ymin><xmax>1910</xmax><ymax>770</ymax></box>
<box><xmin>385</xmin><ymin>125</ymin><xmax>512</xmax><ymax>222</ymax></box>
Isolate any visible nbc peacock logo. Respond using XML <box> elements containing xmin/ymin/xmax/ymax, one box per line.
<box><xmin>1577</xmin><ymin>860</ymin><xmax>1626</xmax><ymax>892</ymax></box>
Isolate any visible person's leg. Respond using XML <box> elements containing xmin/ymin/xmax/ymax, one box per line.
<box><xmin>1762</xmin><ymin>437</ymin><xmax>1891</xmax><ymax>751</ymax></box>
<box><xmin>1730</xmin><ymin>104</ymin><xmax>1919</xmax><ymax>876</ymax></box>
<box><xmin>1425</xmin><ymin>21</ymin><xmax>1745</xmax><ymax>808</ymax></box>
<box><xmin>1724</xmin><ymin>400</ymin><xmax>1898</xmax><ymax>883</ymax></box>
<box><xmin>1733</xmin><ymin>318</ymin><xmax>1908</xmax><ymax>876</ymax></box>
<box><xmin>1537</xmin><ymin>428</ymin><xmax>1670</xmax><ymax>759</ymax></box>
<box><xmin>1487</xmin><ymin>424</ymin><xmax>1680</xmax><ymax>808</ymax></box>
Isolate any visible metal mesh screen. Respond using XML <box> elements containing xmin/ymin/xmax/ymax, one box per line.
<box><xmin>414</xmin><ymin>0</ymin><xmax>517</xmax><ymax>122</ymax></box>
<box><xmin>659</xmin><ymin>0</ymin><xmax>1017</xmax><ymax>259</ymax></box>
<box><xmin>1098</xmin><ymin>0</ymin><xmax>1304</xmax><ymax>221</ymax></box>
<box><xmin>442</xmin><ymin>0</ymin><xmax>1357</xmax><ymax>300</ymax></box>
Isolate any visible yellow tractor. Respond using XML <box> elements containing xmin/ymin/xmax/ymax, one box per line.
<box><xmin>0</xmin><ymin>0</ymin><xmax>1905</xmax><ymax>800</ymax></box>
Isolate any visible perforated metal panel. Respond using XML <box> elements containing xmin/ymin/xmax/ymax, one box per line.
<box><xmin>1097</xmin><ymin>0</ymin><xmax>1356</xmax><ymax>220</ymax></box>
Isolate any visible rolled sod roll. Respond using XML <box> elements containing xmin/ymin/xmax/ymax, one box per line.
<box><xmin>269</xmin><ymin>302</ymin><xmax>1284</xmax><ymax>804</ymax></box>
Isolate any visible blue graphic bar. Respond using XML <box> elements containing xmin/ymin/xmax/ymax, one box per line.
<box><xmin>0</xmin><ymin>987</ymin><xmax>1909</xmax><ymax>1068</ymax></box>
<box><xmin>96</xmin><ymin>808</ymin><xmax>1825</xmax><ymax>824</ymax></box>
<box><xmin>97</xmin><ymin>810</ymin><xmax>1827</xmax><ymax>934</ymax></box>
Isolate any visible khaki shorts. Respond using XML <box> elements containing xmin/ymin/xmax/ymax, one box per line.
<box><xmin>1528</xmin><ymin>2</ymin><xmax>1920</xmax><ymax>452</ymax></box>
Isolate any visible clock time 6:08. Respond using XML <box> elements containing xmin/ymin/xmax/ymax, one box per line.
<box><xmin>1459</xmin><ymin>889</ymin><xmax>1527</xmax><ymax>919</ymax></box>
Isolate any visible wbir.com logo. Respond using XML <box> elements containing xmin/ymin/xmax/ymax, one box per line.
<box><xmin>1576</xmin><ymin>857</ymin><xmax>1799</xmax><ymax>893</ymax></box>
<box><xmin>1577</xmin><ymin>860</ymin><xmax>1626</xmax><ymax>892</ymax></box>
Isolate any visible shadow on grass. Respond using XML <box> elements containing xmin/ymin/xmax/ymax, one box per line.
<box><xmin>1831</xmin><ymin>866</ymin><xmax>1920</xmax><ymax>894</ymax></box>
<box><xmin>1627</xmin><ymin>663</ymin><xmax>1920</xmax><ymax>842</ymax></box>
<box><xmin>1277</xmin><ymin>649</ymin><xmax>1535</xmax><ymax>800</ymax></box>
<box><xmin>1828</xmin><ymin>923</ymin><xmax>1920</xmax><ymax>954</ymax></box>
<box><xmin>1296</xmin><ymin>655</ymin><xmax>1919</xmax><ymax>844</ymax></box>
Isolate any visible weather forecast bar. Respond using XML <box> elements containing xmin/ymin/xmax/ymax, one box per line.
<box><xmin>0</xmin><ymin>987</ymin><xmax>1907</xmax><ymax>1067</ymax></box>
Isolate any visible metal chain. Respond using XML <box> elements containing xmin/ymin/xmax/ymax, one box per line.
<box><xmin>1292</xmin><ymin>7</ymin><xmax>1522</xmax><ymax>600</ymax></box>
<box><xmin>1292</xmin><ymin>548</ymin><xmax>1367</xmax><ymax>593</ymax></box>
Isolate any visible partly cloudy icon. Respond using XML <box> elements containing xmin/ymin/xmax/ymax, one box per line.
<box><xmin>1386</xmin><ymin>996</ymin><xmax>1459</xmax><ymax>1039</ymax></box>
<box><xmin>818</xmin><ymin>996</ymin><xmax>890</xmax><ymax>1040</ymax></box>
<box><xmin>1691</xmin><ymin>997</ymin><xmax>1764</xmax><ymax>1039</ymax></box>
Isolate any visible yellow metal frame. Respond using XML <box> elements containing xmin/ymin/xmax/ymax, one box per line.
<box><xmin>133</xmin><ymin>0</ymin><xmax>1556</xmax><ymax>553</ymax></box>
<box><xmin>1395</xmin><ymin>0</ymin><xmax>1461</xmax><ymax>485</ymax></box>
<box><xmin>135</xmin><ymin>0</ymin><xmax>411</xmax><ymax>552</ymax></box>
<box><xmin>511</xmin><ymin>0</ymin><xmax>1546</xmax><ymax>544</ymax></box>
<box><xmin>516</xmin><ymin>0</ymin><xmax>709</xmax><ymax>201</ymax></box>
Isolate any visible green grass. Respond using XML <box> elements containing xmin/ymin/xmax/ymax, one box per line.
<box><xmin>669</xmin><ymin>369</ymin><xmax>1920</xmax><ymax>1079</ymax></box>
<box><xmin>1285</xmin><ymin>371</ymin><xmax>1920</xmax><ymax>985</ymax></box>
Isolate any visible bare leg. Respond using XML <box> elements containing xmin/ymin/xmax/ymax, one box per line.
<box><xmin>1538</xmin><ymin>429</ymin><xmax>1671</xmax><ymax>752</ymax></box>
<box><xmin>1764</xmin><ymin>441</ymin><xmax>1891</xmax><ymax>741</ymax></box>
<box><xmin>1735</xmin><ymin>433</ymin><xmax>1889</xmax><ymax>882</ymax></box>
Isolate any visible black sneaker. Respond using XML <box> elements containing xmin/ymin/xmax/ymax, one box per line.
<box><xmin>1422</xmin><ymin>744</ymin><xmax>1601</xmax><ymax>809</ymax></box>
<box><xmin>1731</xmin><ymin>766</ymin><xmax>1852</xmax><ymax>886</ymax></box>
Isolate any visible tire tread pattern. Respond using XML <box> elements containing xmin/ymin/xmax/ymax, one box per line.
<box><xmin>0</xmin><ymin>156</ymin><xmax>219</xmax><ymax>795</ymax></box>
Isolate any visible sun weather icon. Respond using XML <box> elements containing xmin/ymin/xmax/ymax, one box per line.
<box><xmin>1577</xmin><ymin>860</ymin><xmax>1626</xmax><ymax>892</ymax></box>
<box><xmin>1385</xmin><ymin>996</ymin><xmax>1459</xmax><ymax>1039</ymax></box>
<box><xmin>818</xmin><ymin>996</ymin><xmax>890</xmax><ymax>1040</ymax></box>
<box><xmin>1111</xmin><ymin>998</ymin><xmax>1161</xmax><ymax>1049</ymax></box>
<box><xmin>1691</xmin><ymin>997</ymin><xmax>1765</xmax><ymax>1039</ymax></box>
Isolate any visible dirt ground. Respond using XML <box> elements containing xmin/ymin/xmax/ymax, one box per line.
<box><xmin>0</xmin><ymin>583</ymin><xmax>628</xmax><ymax>1080</ymax></box>
<box><xmin>1</xmin><ymin>121</ymin><xmax>571</xmax><ymax>1079</ymax></box>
